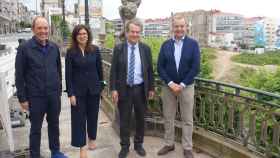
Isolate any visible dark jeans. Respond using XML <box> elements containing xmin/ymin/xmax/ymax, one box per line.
<box><xmin>29</xmin><ymin>94</ymin><xmax>61</xmax><ymax>158</ymax></box>
<box><xmin>71</xmin><ymin>92</ymin><xmax>100</xmax><ymax>147</ymax></box>
<box><xmin>118</xmin><ymin>84</ymin><xmax>147</xmax><ymax>149</ymax></box>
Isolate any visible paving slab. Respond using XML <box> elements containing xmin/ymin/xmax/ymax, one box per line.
<box><xmin>0</xmin><ymin>93</ymin><xmax>212</xmax><ymax>158</ymax></box>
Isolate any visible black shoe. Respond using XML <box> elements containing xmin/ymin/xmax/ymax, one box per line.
<box><xmin>157</xmin><ymin>145</ymin><xmax>175</xmax><ymax>156</ymax></box>
<box><xmin>183</xmin><ymin>150</ymin><xmax>194</xmax><ymax>158</ymax></box>
<box><xmin>118</xmin><ymin>147</ymin><xmax>129</xmax><ymax>158</ymax></box>
<box><xmin>134</xmin><ymin>145</ymin><xmax>146</xmax><ymax>156</ymax></box>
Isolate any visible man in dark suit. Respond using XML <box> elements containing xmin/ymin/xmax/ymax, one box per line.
<box><xmin>15</xmin><ymin>16</ymin><xmax>67</xmax><ymax>158</ymax></box>
<box><xmin>110</xmin><ymin>18</ymin><xmax>154</xmax><ymax>158</ymax></box>
<box><xmin>157</xmin><ymin>15</ymin><xmax>200</xmax><ymax>158</ymax></box>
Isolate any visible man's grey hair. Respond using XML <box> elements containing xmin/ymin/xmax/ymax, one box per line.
<box><xmin>125</xmin><ymin>18</ymin><xmax>143</xmax><ymax>32</ymax></box>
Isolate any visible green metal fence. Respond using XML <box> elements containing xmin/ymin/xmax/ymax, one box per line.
<box><xmin>100</xmin><ymin>50</ymin><xmax>280</xmax><ymax>158</ymax></box>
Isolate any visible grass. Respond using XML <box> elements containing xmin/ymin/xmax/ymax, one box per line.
<box><xmin>231</xmin><ymin>51</ymin><xmax>280</xmax><ymax>66</ymax></box>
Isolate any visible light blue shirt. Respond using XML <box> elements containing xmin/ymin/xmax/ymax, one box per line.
<box><xmin>173</xmin><ymin>36</ymin><xmax>184</xmax><ymax>71</ymax></box>
<box><xmin>168</xmin><ymin>36</ymin><xmax>186</xmax><ymax>88</ymax></box>
<box><xmin>127</xmin><ymin>42</ymin><xmax>143</xmax><ymax>85</ymax></box>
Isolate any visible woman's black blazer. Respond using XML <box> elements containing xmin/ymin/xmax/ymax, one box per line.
<box><xmin>65</xmin><ymin>45</ymin><xmax>103</xmax><ymax>97</ymax></box>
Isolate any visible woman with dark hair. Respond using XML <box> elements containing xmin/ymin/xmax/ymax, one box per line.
<box><xmin>65</xmin><ymin>24</ymin><xmax>104</xmax><ymax>158</ymax></box>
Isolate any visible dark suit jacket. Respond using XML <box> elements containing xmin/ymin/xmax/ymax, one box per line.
<box><xmin>15</xmin><ymin>37</ymin><xmax>62</xmax><ymax>103</ymax></box>
<box><xmin>157</xmin><ymin>36</ymin><xmax>200</xmax><ymax>86</ymax></box>
<box><xmin>65</xmin><ymin>46</ymin><xmax>103</xmax><ymax>97</ymax></box>
<box><xmin>110</xmin><ymin>42</ymin><xmax>154</xmax><ymax>99</ymax></box>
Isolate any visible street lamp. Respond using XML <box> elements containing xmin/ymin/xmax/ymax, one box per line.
<box><xmin>62</xmin><ymin>0</ymin><xmax>65</xmax><ymax>23</ymax></box>
<box><xmin>42</xmin><ymin>0</ymin><xmax>45</xmax><ymax>16</ymax></box>
<box><xmin>85</xmin><ymin>0</ymin><xmax>89</xmax><ymax>27</ymax></box>
<box><xmin>61</xmin><ymin>0</ymin><xmax>67</xmax><ymax>42</ymax></box>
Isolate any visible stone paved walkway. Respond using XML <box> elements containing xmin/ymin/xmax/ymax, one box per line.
<box><xmin>0</xmin><ymin>93</ymin><xmax>212</xmax><ymax>158</ymax></box>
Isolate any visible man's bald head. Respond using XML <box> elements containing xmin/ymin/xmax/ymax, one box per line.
<box><xmin>32</xmin><ymin>16</ymin><xmax>48</xmax><ymax>29</ymax></box>
<box><xmin>32</xmin><ymin>16</ymin><xmax>49</xmax><ymax>45</ymax></box>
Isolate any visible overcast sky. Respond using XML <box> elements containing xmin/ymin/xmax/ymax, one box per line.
<box><xmin>23</xmin><ymin>0</ymin><xmax>280</xmax><ymax>20</ymax></box>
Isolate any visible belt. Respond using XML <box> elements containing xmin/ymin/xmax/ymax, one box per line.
<box><xmin>126</xmin><ymin>83</ymin><xmax>144</xmax><ymax>88</ymax></box>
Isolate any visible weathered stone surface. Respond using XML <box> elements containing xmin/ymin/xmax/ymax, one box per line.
<box><xmin>119</xmin><ymin>2</ymin><xmax>138</xmax><ymax>21</ymax></box>
<box><xmin>0</xmin><ymin>93</ymin><xmax>212</xmax><ymax>158</ymax></box>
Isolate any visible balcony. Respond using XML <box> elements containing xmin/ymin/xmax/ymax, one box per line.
<box><xmin>100</xmin><ymin>49</ymin><xmax>280</xmax><ymax>158</ymax></box>
<box><xmin>0</xmin><ymin>47</ymin><xmax>279</xmax><ymax>158</ymax></box>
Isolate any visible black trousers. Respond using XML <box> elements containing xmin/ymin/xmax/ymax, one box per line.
<box><xmin>29</xmin><ymin>94</ymin><xmax>61</xmax><ymax>158</ymax></box>
<box><xmin>118</xmin><ymin>84</ymin><xmax>147</xmax><ymax>148</ymax></box>
<box><xmin>71</xmin><ymin>91</ymin><xmax>100</xmax><ymax>147</ymax></box>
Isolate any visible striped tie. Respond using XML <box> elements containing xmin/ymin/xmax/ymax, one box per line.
<box><xmin>128</xmin><ymin>45</ymin><xmax>135</xmax><ymax>86</ymax></box>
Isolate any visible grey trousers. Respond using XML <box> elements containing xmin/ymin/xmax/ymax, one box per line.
<box><xmin>161</xmin><ymin>84</ymin><xmax>194</xmax><ymax>150</ymax></box>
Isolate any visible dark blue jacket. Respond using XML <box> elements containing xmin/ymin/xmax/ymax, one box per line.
<box><xmin>65</xmin><ymin>46</ymin><xmax>103</xmax><ymax>97</ymax></box>
<box><xmin>157</xmin><ymin>36</ymin><xmax>200</xmax><ymax>86</ymax></box>
<box><xmin>15</xmin><ymin>37</ymin><xmax>62</xmax><ymax>103</ymax></box>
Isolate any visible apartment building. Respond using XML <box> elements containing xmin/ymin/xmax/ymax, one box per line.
<box><xmin>212</xmin><ymin>11</ymin><xmax>244</xmax><ymax>43</ymax></box>
<box><xmin>175</xmin><ymin>10</ymin><xmax>214</xmax><ymax>47</ymax></box>
<box><xmin>143</xmin><ymin>18</ymin><xmax>170</xmax><ymax>37</ymax></box>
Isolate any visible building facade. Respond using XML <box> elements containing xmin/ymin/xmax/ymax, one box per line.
<box><xmin>41</xmin><ymin>0</ymin><xmax>62</xmax><ymax>17</ymax></box>
<box><xmin>276</xmin><ymin>25</ymin><xmax>280</xmax><ymax>49</ymax></box>
<box><xmin>243</xmin><ymin>17</ymin><xmax>278</xmax><ymax>49</ymax></box>
<box><xmin>0</xmin><ymin>0</ymin><xmax>10</xmax><ymax>34</ymax></box>
<box><xmin>243</xmin><ymin>17</ymin><xmax>264</xmax><ymax>49</ymax></box>
<box><xmin>263</xmin><ymin>18</ymin><xmax>278</xmax><ymax>49</ymax></box>
<box><xmin>212</xmin><ymin>11</ymin><xmax>245</xmax><ymax>43</ymax></box>
<box><xmin>112</xmin><ymin>18</ymin><xmax>123</xmax><ymax>33</ymax></box>
<box><xmin>175</xmin><ymin>10</ymin><xmax>213</xmax><ymax>47</ymax></box>
<box><xmin>143</xmin><ymin>18</ymin><xmax>170</xmax><ymax>37</ymax></box>
<box><xmin>0</xmin><ymin>0</ymin><xmax>17</xmax><ymax>34</ymax></box>
<box><xmin>17</xmin><ymin>2</ymin><xmax>32</xmax><ymax>25</ymax></box>
<box><xmin>77</xmin><ymin>0</ymin><xmax>105</xmax><ymax>39</ymax></box>
<box><xmin>0</xmin><ymin>0</ymin><xmax>33</xmax><ymax>34</ymax></box>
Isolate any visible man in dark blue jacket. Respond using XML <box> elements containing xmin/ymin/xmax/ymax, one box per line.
<box><xmin>157</xmin><ymin>15</ymin><xmax>200</xmax><ymax>158</ymax></box>
<box><xmin>15</xmin><ymin>16</ymin><xmax>67</xmax><ymax>158</ymax></box>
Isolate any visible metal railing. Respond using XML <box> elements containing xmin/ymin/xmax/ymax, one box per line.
<box><xmin>0</xmin><ymin>33</ymin><xmax>32</xmax><ymax>43</ymax></box>
<box><xmin>100</xmin><ymin>50</ymin><xmax>280</xmax><ymax>158</ymax></box>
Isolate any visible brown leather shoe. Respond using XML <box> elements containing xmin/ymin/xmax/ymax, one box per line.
<box><xmin>157</xmin><ymin>145</ymin><xmax>175</xmax><ymax>155</ymax></box>
<box><xmin>183</xmin><ymin>150</ymin><xmax>194</xmax><ymax>158</ymax></box>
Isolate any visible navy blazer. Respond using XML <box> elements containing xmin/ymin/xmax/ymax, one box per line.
<box><xmin>157</xmin><ymin>36</ymin><xmax>200</xmax><ymax>86</ymax></box>
<box><xmin>65</xmin><ymin>46</ymin><xmax>103</xmax><ymax>97</ymax></box>
<box><xmin>15</xmin><ymin>37</ymin><xmax>62</xmax><ymax>103</ymax></box>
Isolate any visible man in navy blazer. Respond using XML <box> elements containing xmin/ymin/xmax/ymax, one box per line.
<box><xmin>157</xmin><ymin>15</ymin><xmax>200</xmax><ymax>158</ymax></box>
<box><xmin>15</xmin><ymin>16</ymin><xmax>67</xmax><ymax>158</ymax></box>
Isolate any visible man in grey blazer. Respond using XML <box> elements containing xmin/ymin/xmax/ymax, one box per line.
<box><xmin>110</xmin><ymin>19</ymin><xmax>154</xmax><ymax>158</ymax></box>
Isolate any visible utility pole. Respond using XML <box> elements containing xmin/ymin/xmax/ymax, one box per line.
<box><xmin>61</xmin><ymin>0</ymin><xmax>67</xmax><ymax>42</ymax></box>
<box><xmin>41</xmin><ymin>0</ymin><xmax>45</xmax><ymax>16</ymax></box>
<box><xmin>36</xmin><ymin>0</ymin><xmax>38</xmax><ymax>15</ymax></box>
<box><xmin>85</xmin><ymin>0</ymin><xmax>89</xmax><ymax>27</ymax></box>
<box><xmin>78</xmin><ymin>0</ymin><xmax>81</xmax><ymax>24</ymax></box>
<box><xmin>62</xmin><ymin>0</ymin><xmax>65</xmax><ymax>22</ymax></box>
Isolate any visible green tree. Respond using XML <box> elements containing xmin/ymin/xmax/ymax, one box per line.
<box><xmin>239</xmin><ymin>68</ymin><xmax>280</xmax><ymax>95</ymax></box>
<box><xmin>199</xmin><ymin>48</ymin><xmax>216</xmax><ymax>79</ymax></box>
<box><xmin>50</xmin><ymin>15</ymin><xmax>71</xmax><ymax>42</ymax></box>
<box><xmin>105</xmin><ymin>21</ymin><xmax>114</xmax><ymax>33</ymax></box>
<box><xmin>105</xmin><ymin>36</ymin><xmax>215</xmax><ymax>78</ymax></box>
<box><xmin>142</xmin><ymin>37</ymin><xmax>166</xmax><ymax>65</ymax></box>
<box><xmin>104</xmin><ymin>33</ymin><xmax>115</xmax><ymax>49</ymax></box>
